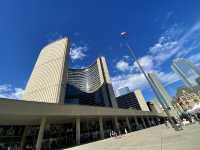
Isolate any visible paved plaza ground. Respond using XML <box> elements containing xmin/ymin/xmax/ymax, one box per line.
<box><xmin>66</xmin><ymin>123</ymin><xmax>200</xmax><ymax>150</ymax></box>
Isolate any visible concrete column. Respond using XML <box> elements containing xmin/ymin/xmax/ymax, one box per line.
<box><xmin>151</xmin><ymin>117</ymin><xmax>155</xmax><ymax>126</ymax></box>
<box><xmin>20</xmin><ymin>126</ymin><xmax>29</xmax><ymax>150</ymax></box>
<box><xmin>76</xmin><ymin>118</ymin><xmax>80</xmax><ymax>145</ymax></box>
<box><xmin>99</xmin><ymin>117</ymin><xmax>104</xmax><ymax>139</ymax></box>
<box><xmin>125</xmin><ymin>117</ymin><xmax>131</xmax><ymax>132</ymax></box>
<box><xmin>156</xmin><ymin>117</ymin><xmax>160</xmax><ymax>124</ymax></box>
<box><xmin>134</xmin><ymin>116</ymin><xmax>139</xmax><ymax>127</ymax></box>
<box><xmin>147</xmin><ymin>117</ymin><xmax>151</xmax><ymax>127</ymax></box>
<box><xmin>150</xmin><ymin>117</ymin><xmax>153</xmax><ymax>126</ymax></box>
<box><xmin>114</xmin><ymin>116</ymin><xmax>120</xmax><ymax>131</ymax></box>
<box><xmin>141</xmin><ymin>117</ymin><xmax>147</xmax><ymax>128</ymax></box>
<box><xmin>36</xmin><ymin>117</ymin><xmax>46</xmax><ymax>150</ymax></box>
<box><xmin>153</xmin><ymin>117</ymin><xmax>158</xmax><ymax>125</ymax></box>
<box><xmin>148</xmin><ymin>117</ymin><xmax>151</xmax><ymax>125</ymax></box>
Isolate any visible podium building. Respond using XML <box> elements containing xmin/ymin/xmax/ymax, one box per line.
<box><xmin>0</xmin><ymin>38</ymin><xmax>166</xmax><ymax>150</ymax></box>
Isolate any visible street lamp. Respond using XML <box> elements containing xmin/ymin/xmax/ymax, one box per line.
<box><xmin>120</xmin><ymin>32</ymin><xmax>180</xmax><ymax>131</ymax></box>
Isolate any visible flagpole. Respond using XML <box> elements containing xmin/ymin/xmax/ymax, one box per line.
<box><xmin>120</xmin><ymin>32</ymin><xmax>180</xmax><ymax>131</ymax></box>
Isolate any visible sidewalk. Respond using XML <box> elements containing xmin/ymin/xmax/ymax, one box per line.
<box><xmin>66</xmin><ymin>123</ymin><xmax>200</xmax><ymax>150</ymax></box>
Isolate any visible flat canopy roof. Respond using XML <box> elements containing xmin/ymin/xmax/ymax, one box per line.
<box><xmin>0</xmin><ymin>98</ymin><xmax>165</xmax><ymax>125</ymax></box>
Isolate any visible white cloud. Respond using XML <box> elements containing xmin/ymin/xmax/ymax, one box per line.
<box><xmin>70</xmin><ymin>44</ymin><xmax>88</xmax><ymax>61</ymax></box>
<box><xmin>116</xmin><ymin>55</ymin><xmax>154</xmax><ymax>73</ymax></box>
<box><xmin>111</xmin><ymin>73</ymin><xmax>148</xmax><ymax>96</ymax></box>
<box><xmin>188</xmin><ymin>53</ymin><xmax>200</xmax><ymax>63</ymax></box>
<box><xmin>123</xmin><ymin>55</ymin><xmax>130</xmax><ymax>59</ymax></box>
<box><xmin>133</xmin><ymin>55</ymin><xmax>154</xmax><ymax>72</ymax></box>
<box><xmin>157</xmin><ymin>71</ymin><xmax>180</xmax><ymax>86</ymax></box>
<box><xmin>116</xmin><ymin>60</ymin><xmax>131</xmax><ymax>72</ymax></box>
<box><xmin>113</xmin><ymin>54</ymin><xmax>178</xmax><ymax>94</ymax></box>
<box><xmin>188</xmin><ymin>52</ymin><xmax>200</xmax><ymax>67</ymax></box>
<box><xmin>152</xmin><ymin>41</ymin><xmax>178</xmax><ymax>64</ymax></box>
<box><xmin>149</xmin><ymin>25</ymin><xmax>182</xmax><ymax>65</ymax></box>
<box><xmin>0</xmin><ymin>84</ymin><xmax>24</xmax><ymax>100</ymax></box>
<box><xmin>176</xmin><ymin>22</ymin><xmax>200</xmax><ymax>57</ymax></box>
<box><xmin>149</xmin><ymin>21</ymin><xmax>200</xmax><ymax>65</ymax></box>
<box><xmin>114</xmin><ymin>55</ymin><xmax>154</xmax><ymax>94</ymax></box>
<box><xmin>111</xmin><ymin>70</ymin><xmax>180</xmax><ymax>96</ymax></box>
<box><xmin>114</xmin><ymin>57</ymin><xmax>153</xmax><ymax>94</ymax></box>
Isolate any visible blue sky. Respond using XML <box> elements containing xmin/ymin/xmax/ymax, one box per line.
<box><xmin>0</xmin><ymin>0</ymin><xmax>200</xmax><ymax>100</ymax></box>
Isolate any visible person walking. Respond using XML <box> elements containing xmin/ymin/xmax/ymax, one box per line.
<box><xmin>124</xmin><ymin>128</ymin><xmax>128</xmax><ymax>135</ymax></box>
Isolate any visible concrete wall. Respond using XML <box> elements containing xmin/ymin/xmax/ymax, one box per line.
<box><xmin>23</xmin><ymin>38</ymin><xmax>69</xmax><ymax>104</ymax></box>
<box><xmin>0</xmin><ymin>98</ymin><xmax>165</xmax><ymax>125</ymax></box>
<box><xmin>99</xmin><ymin>57</ymin><xmax>118</xmax><ymax>108</ymax></box>
<box><xmin>152</xmin><ymin>99</ymin><xmax>163</xmax><ymax>114</ymax></box>
<box><xmin>134</xmin><ymin>89</ymin><xmax>150</xmax><ymax>111</ymax></box>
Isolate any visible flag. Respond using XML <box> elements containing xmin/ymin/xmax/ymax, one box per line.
<box><xmin>120</xmin><ymin>32</ymin><xmax>128</xmax><ymax>37</ymax></box>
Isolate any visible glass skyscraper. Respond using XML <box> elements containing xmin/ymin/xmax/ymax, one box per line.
<box><xmin>118</xmin><ymin>87</ymin><xmax>131</xmax><ymax>96</ymax></box>
<box><xmin>196</xmin><ymin>77</ymin><xmax>200</xmax><ymax>86</ymax></box>
<box><xmin>171</xmin><ymin>58</ymin><xmax>200</xmax><ymax>87</ymax></box>
<box><xmin>147</xmin><ymin>73</ymin><xmax>178</xmax><ymax>118</ymax></box>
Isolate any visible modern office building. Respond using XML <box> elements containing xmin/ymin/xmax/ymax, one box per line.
<box><xmin>147</xmin><ymin>73</ymin><xmax>178</xmax><ymax>119</ymax></box>
<box><xmin>171</xmin><ymin>58</ymin><xmax>200</xmax><ymax>87</ymax></box>
<box><xmin>116</xmin><ymin>89</ymin><xmax>150</xmax><ymax>111</ymax></box>
<box><xmin>134</xmin><ymin>89</ymin><xmax>150</xmax><ymax>111</ymax></box>
<box><xmin>147</xmin><ymin>73</ymin><xmax>173</xmax><ymax>109</ymax></box>
<box><xmin>118</xmin><ymin>87</ymin><xmax>131</xmax><ymax>96</ymax></box>
<box><xmin>116</xmin><ymin>92</ymin><xmax>141</xmax><ymax>110</ymax></box>
<box><xmin>196</xmin><ymin>77</ymin><xmax>200</xmax><ymax>86</ymax></box>
<box><xmin>0</xmin><ymin>38</ymin><xmax>166</xmax><ymax>150</ymax></box>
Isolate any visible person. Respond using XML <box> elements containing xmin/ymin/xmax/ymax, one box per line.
<box><xmin>114</xmin><ymin>130</ymin><xmax>117</xmax><ymax>137</ymax></box>
<box><xmin>164</xmin><ymin>120</ymin><xmax>169</xmax><ymax>128</ymax></box>
<box><xmin>109</xmin><ymin>130</ymin><xmax>112</xmax><ymax>137</ymax></box>
<box><xmin>111</xmin><ymin>130</ymin><xmax>115</xmax><ymax>137</ymax></box>
<box><xmin>124</xmin><ymin>128</ymin><xmax>128</xmax><ymax>135</ymax></box>
<box><xmin>7</xmin><ymin>146</ymin><xmax>11</xmax><ymax>150</ymax></box>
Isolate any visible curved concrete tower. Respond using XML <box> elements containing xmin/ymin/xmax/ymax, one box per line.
<box><xmin>23</xmin><ymin>38</ymin><xmax>69</xmax><ymax>104</ymax></box>
<box><xmin>65</xmin><ymin>57</ymin><xmax>118</xmax><ymax>108</ymax></box>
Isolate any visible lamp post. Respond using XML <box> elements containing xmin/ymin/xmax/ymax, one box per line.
<box><xmin>120</xmin><ymin>32</ymin><xmax>180</xmax><ymax>131</ymax></box>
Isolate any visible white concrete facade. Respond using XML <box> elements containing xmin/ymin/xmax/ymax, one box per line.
<box><xmin>134</xmin><ymin>89</ymin><xmax>150</xmax><ymax>111</ymax></box>
<box><xmin>0</xmin><ymin>98</ymin><xmax>165</xmax><ymax>125</ymax></box>
<box><xmin>23</xmin><ymin>38</ymin><xmax>69</xmax><ymax>104</ymax></box>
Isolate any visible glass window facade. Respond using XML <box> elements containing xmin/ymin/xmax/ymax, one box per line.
<box><xmin>65</xmin><ymin>62</ymin><xmax>112</xmax><ymax>107</ymax></box>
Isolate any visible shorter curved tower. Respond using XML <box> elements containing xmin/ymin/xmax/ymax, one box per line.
<box><xmin>65</xmin><ymin>57</ymin><xmax>118</xmax><ymax>107</ymax></box>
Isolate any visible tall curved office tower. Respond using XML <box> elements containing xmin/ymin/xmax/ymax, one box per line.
<box><xmin>23</xmin><ymin>38</ymin><xmax>69</xmax><ymax>104</ymax></box>
<box><xmin>23</xmin><ymin>37</ymin><xmax>118</xmax><ymax>107</ymax></box>
<box><xmin>171</xmin><ymin>58</ymin><xmax>200</xmax><ymax>87</ymax></box>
